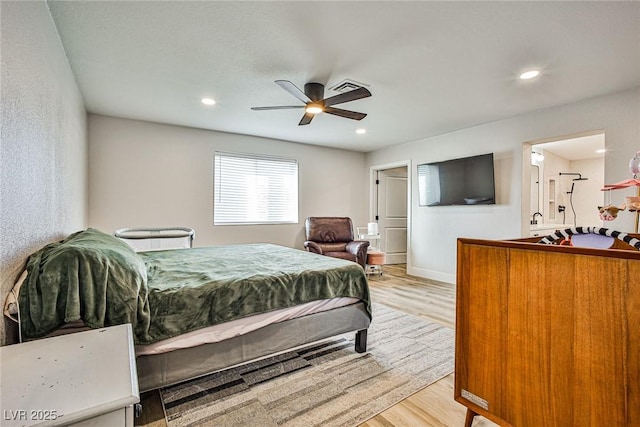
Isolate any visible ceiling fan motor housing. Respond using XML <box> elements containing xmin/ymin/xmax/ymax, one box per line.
<box><xmin>304</xmin><ymin>83</ymin><xmax>325</xmax><ymax>102</ymax></box>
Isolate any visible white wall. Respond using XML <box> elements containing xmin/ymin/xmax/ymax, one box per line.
<box><xmin>88</xmin><ymin>115</ymin><xmax>368</xmax><ymax>249</ymax></box>
<box><xmin>0</xmin><ymin>1</ymin><xmax>88</xmax><ymax>345</ymax></box>
<box><xmin>367</xmin><ymin>88</ymin><xmax>640</xmax><ymax>283</ymax></box>
<box><xmin>567</xmin><ymin>157</ymin><xmax>605</xmax><ymax>227</ymax></box>
<box><xmin>541</xmin><ymin>150</ymin><xmax>570</xmax><ymax>224</ymax></box>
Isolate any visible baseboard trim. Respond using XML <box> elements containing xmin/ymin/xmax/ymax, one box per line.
<box><xmin>407</xmin><ymin>266</ymin><xmax>455</xmax><ymax>284</ymax></box>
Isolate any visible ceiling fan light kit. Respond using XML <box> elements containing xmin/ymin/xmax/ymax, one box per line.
<box><xmin>305</xmin><ymin>103</ymin><xmax>323</xmax><ymax>114</ymax></box>
<box><xmin>251</xmin><ymin>80</ymin><xmax>372</xmax><ymax>126</ymax></box>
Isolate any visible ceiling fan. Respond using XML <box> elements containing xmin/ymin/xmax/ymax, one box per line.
<box><xmin>251</xmin><ymin>80</ymin><xmax>372</xmax><ymax>126</ymax></box>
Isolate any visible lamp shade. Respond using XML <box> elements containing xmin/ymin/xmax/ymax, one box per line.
<box><xmin>367</xmin><ymin>222</ymin><xmax>379</xmax><ymax>235</ymax></box>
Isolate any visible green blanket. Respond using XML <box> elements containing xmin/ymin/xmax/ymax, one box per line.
<box><xmin>140</xmin><ymin>243</ymin><xmax>371</xmax><ymax>344</ymax></box>
<box><xmin>19</xmin><ymin>228</ymin><xmax>151</xmax><ymax>341</ymax></box>
<box><xmin>19</xmin><ymin>230</ymin><xmax>370</xmax><ymax>345</ymax></box>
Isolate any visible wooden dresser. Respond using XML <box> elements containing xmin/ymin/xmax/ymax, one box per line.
<box><xmin>455</xmin><ymin>237</ymin><xmax>640</xmax><ymax>426</ymax></box>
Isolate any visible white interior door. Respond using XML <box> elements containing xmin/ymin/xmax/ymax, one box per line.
<box><xmin>377</xmin><ymin>167</ymin><xmax>407</xmax><ymax>264</ymax></box>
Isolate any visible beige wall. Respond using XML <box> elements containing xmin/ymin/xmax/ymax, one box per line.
<box><xmin>0</xmin><ymin>1</ymin><xmax>88</xmax><ymax>345</ymax></box>
<box><xmin>88</xmin><ymin>115</ymin><xmax>368</xmax><ymax>249</ymax></box>
<box><xmin>367</xmin><ymin>88</ymin><xmax>640</xmax><ymax>283</ymax></box>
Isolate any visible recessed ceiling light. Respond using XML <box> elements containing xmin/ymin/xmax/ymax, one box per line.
<box><xmin>356</xmin><ymin>128</ymin><xmax>366</xmax><ymax>134</ymax></box>
<box><xmin>201</xmin><ymin>97</ymin><xmax>216</xmax><ymax>106</ymax></box>
<box><xmin>596</xmin><ymin>148</ymin><xmax>606</xmax><ymax>154</ymax></box>
<box><xmin>519</xmin><ymin>70</ymin><xmax>540</xmax><ymax>80</ymax></box>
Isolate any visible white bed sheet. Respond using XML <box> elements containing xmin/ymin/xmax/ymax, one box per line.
<box><xmin>135</xmin><ymin>297</ymin><xmax>360</xmax><ymax>356</ymax></box>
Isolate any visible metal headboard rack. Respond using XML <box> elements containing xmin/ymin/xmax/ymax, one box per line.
<box><xmin>114</xmin><ymin>227</ymin><xmax>195</xmax><ymax>252</ymax></box>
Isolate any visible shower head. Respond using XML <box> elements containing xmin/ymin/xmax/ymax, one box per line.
<box><xmin>559</xmin><ymin>172</ymin><xmax>588</xmax><ymax>181</ymax></box>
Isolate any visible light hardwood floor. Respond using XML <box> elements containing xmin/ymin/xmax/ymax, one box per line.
<box><xmin>136</xmin><ymin>264</ymin><xmax>497</xmax><ymax>427</ymax></box>
<box><xmin>361</xmin><ymin>264</ymin><xmax>496</xmax><ymax>427</ymax></box>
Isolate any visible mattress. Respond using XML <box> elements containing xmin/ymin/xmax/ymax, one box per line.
<box><xmin>10</xmin><ymin>232</ymin><xmax>371</xmax><ymax>352</ymax></box>
<box><xmin>5</xmin><ymin>279</ymin><xmax>359</xmax><ymax>357</ymax></box>
<box><xmin>136</xmin><ymin>243</ymin><xmax>371</xmax><ymax>344</ymax></box>
<box><xmin>4</xmin><ymin>270</ymin><xmax>360</xmax><ymax>356</ymax></box>
<box><xmin>135</xmin><ymin>297</ymin><xmax>359</xmax><ymax>355</ymax></box>
<box><xmin>136</xmin><ymin>302</ymin><xmax>371</xmax><ymax>391</ymax></box>
<box><xmin>4</xmin><ymin>271</ymin><xmax>360</xmax><ymax>356</ymax></box>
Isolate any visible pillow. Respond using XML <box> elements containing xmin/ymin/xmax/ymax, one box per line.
<box><xmin>19</xmin><ymin>228</ymin><xmax>151</xmax><ymax>341</ymax></box>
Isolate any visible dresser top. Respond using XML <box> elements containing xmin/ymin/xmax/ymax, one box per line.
<box><xmin>0</xmin><ymin>324</ymin><xmax>139</xmax><ymax>426</ymax></box>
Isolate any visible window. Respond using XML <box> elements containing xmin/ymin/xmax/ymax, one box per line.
<box><xmin>214</xmin><ymin>152</ymin><xmax>298</xmax><ymax>225</ymax></box>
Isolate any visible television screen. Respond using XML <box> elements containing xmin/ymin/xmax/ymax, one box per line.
<box><xmin>417</xmin><ymin>153</ymin><xmax>495</xmax><ymax>206</ymax></box>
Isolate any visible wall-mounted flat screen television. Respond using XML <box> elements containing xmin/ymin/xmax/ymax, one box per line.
<box><xmin>417</xmin><ymin>153</ymin><xmax>495</xmax><ymax>206</ymax></box>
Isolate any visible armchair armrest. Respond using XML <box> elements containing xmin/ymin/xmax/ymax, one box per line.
<box><xmin>346</xmin><ymin>240</ymin><xmax>370</xmax><ymax>270</ymax></box>
<box><xmin>304</xmin><ymin>241</ymin><xmax>323</xmax><ymax>255</ymax></box>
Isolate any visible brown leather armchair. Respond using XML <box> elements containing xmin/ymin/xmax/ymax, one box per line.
<box><xmin>304</xmin><ymin>217</ymin><xmax>370</xmax><ymax>269</ymax></box>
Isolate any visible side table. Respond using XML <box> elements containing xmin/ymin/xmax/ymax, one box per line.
<box><xmin>0</xmin><ymin>324</ymin><xmax>139</xmax><ymax>426</ymax></box>
<box><xmin>366</xmin><ymin>251</ymin><xmax>386</xmax><ymax>277</ymax></box>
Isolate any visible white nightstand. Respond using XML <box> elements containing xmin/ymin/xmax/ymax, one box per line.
<box><xmin>0</xmin><ymin>324</ymin><xmax>139</xmax><ymax>426</ymax></box>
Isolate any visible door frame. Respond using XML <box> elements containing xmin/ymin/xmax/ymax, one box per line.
<box><xmin>369</xmin><ymin>160</ymin><xmax>412</xmax><ymax>271</ymax></box>
<box><xmin>521</xmin><ymin>128</ymin><xmax>606</xmax><ymax>236</ymax></box>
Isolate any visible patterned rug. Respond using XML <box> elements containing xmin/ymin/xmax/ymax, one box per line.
<box><xmin>159</xmin><ymin>303</ymin><xmax>454</xmax><ymax>427</ymax></box>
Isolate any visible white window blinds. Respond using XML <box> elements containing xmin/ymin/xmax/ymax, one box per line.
<box><xmin>214</xmin><ymin>152</ymin><xmax>299</xmax><ymax>225</ymax></box>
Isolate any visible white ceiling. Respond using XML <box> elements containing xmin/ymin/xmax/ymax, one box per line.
<box><xmin>46</xmin><ymin>1</ymin><xmax>640</xmax><ymax>153</ymax></box>
<box><xmin>536</xmin><ymin>133</ymin><xmax>605</xmax><ymax>161</ymax></box>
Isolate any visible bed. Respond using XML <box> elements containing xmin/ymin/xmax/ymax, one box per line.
<box><xmin>4</xmin><ymin>228</ymin><xmax>371</xmax><ymax>392</ymax></box>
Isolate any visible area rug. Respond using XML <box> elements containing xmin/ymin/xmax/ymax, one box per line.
<box><xmin>159</xmin><ymin>303</ymin><xmax>454</xmax><ymax>427</ymax></box>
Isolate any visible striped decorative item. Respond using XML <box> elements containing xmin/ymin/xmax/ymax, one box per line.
<box><xmin>537</xmin><ymin>226</ymin><xmax>640</xmax><ymax>249</ymax></box>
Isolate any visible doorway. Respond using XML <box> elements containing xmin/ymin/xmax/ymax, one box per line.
<box><xmin>371</xmin><ymin>162</ymin><xmax>410</xmax><ymax>265</ymax></box>
<box><xmin>525</xmin><ymin>131</ymin><xmax>605</xmax><ymax>233</ymax></box>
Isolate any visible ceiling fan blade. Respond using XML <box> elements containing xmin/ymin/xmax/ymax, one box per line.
<box><xmin>322</xmin><ymin>87</ymin><xmax>371</xmax><ymax>107</ymax></box>
<box><xmin>251</xmin><ymin>106</ymin><xmax>305</xmax><ymax>110</ymax></box>
<box><xmin>275</xmin><ymin>80</ymin><xmax>312</xmax><ymax>104</ymax></box>
<box><xmin>299</xmin><ymin>112</ymin><xmax>314</xmax><ymax>126</ymax></box>
<box><xmin>323</xmin><ymin>106</ymin><xmax>367</xmax><ymax>121</ymax></box>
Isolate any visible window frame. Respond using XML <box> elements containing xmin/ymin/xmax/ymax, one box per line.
<box><xmin>213</xmin><ymin>151</ymin><xmax>299</xmax><ymax>226</ymax></box>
